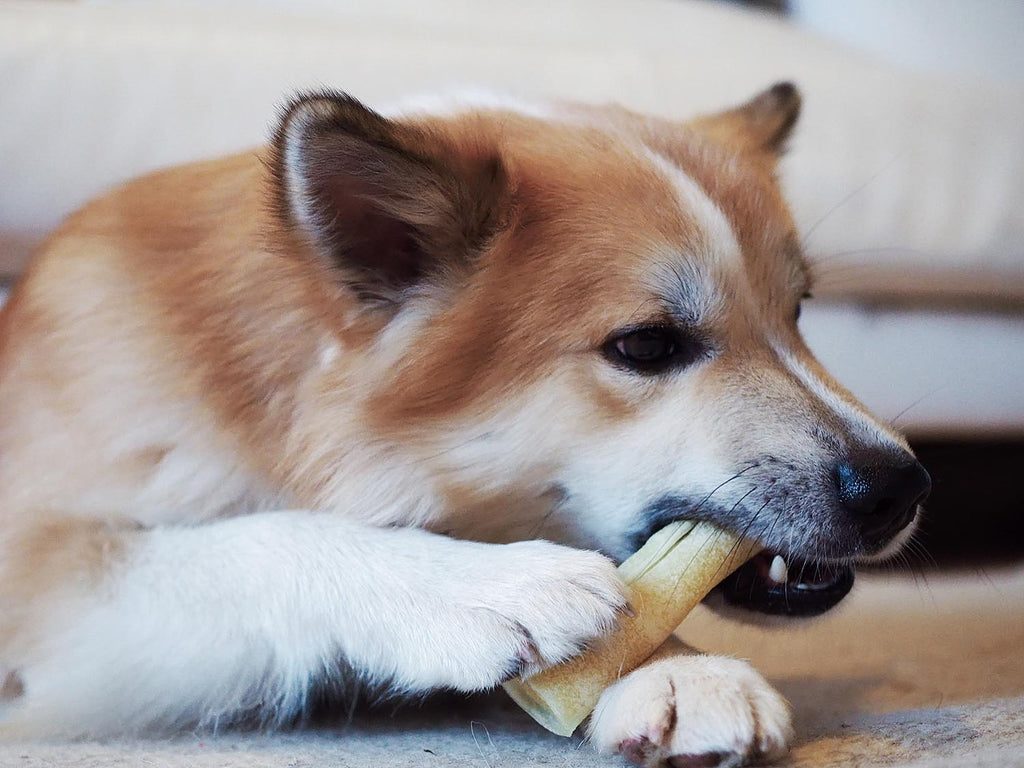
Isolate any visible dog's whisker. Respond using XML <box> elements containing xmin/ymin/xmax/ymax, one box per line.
<box><xmin>687</xmin><ymin>494</ymin><xmax>766</xmax><ymax>598</ymax></box>
<box><xmin>887</xmin><ymin>386</ymin><xmax>952</xmax><ymax>430</ymax></box>
<box><xmin>800</xmin><ymin>150</ymin><xmax>906</xmax><ymax>248</ymax></box>
<box><xmin>415</xmin><ymin>432</ymin><xmax>498</xmax><ymax>464</ymax></box>
<box><xmin>729</xmin><ymin>499</ymin><xmax>771</xmax><ymax>603</ymax></box>
<box><xmin>808</xmin><ymin>244</ymin><xmax>937</xmax><ymax>267</ymax></box>
<box><xmin>762</xmin><ymin>507</ymin><xmax>786</xmax><ymax>551</ymax></box>
<box><xmin>633</xmin><ymin>463</ymin><xmax>761</xmax><ymax>577</ymax></box>
<box><xmin>526</xmin><ymin>504</ymin><xmax>559</xmax><ymax>541</ymax></box>
<box><xmin>469</xmin><ymin>721</ymin><xmax>497</xmax><ymax>768</ymax></box>
<box><xmin>690</xmin><ymin>463</ymin><xmax>761</xmax><ymax>516</ymax></box>
<box><xmin>624</xmin><ymin>295</ymin><xmax>665</xmax><ymax>326</ymax></box>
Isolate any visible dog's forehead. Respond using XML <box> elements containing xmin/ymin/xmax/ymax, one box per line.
<box><xmin>418</xmin><ymin>102</ymin><xmax>805</xmax><ymax>304</ymax></box>
<box><xmin>636</xmin><ymin>147</ymin><xmax>745</xmax><ymax>321</ymax></box>
<box><xmin>655</xmin><ymin>128</ymin><xmax>811</xmax><ymax>301</ymax></box>
<box><xmin>373</xmin><ymin>115</ymin><xmax>806</xmax><ymax>424</ymax></box>
<box><xmin>502</xmin><ymin>119</ymin><xmax>805</xmax><ymax>321</ymax></box>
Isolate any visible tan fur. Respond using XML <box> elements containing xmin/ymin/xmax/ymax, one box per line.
<box><xmin>0</xmin><ymin>87</ymin><xmax>920</xmax><ymax>753</ymax></box>
<box><xmin>0</xmin><ymin>517</ymin><xmax>132</xmax><ymax>657</ymax></box>
<box><xmin>0</xmin><ymin>100</ymin><xmax>774</xmax><ymax>638</ymax></box>
<box><xmin>0</xmin><ymin>92</ymin><xmax>822</xmax><ymax>621</ymax></box>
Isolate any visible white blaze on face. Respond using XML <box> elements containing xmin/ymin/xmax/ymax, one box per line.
<box><xmin>549</xmin><ymin>150</ymin><xmax>756</xmax><ymax>554</ymax></box>
<box><xmin>641</xmin><ymin>148</ymin><xmax>744</xmax><ymax>278</ymax></box>
<box><xmin>645</xmin><ymin>146</ymin><xmax>908</xmax><ymax>463</ymax></box>
<box><xmin>770</xmin><ymin>341</ymin><xmax>909</xmax><ymax>453</ymax></box>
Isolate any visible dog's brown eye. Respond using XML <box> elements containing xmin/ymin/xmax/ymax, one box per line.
<box><xmin>604</xmin><ymin>325</ymin><xmax>701</xmax><ymax>374</ymax></box>
<box><xmin>619</xmin><ymin>329</ymin><xmax>674</xmax><ymax>360</ymax></box>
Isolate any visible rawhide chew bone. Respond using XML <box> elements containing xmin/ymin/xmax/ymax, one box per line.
<box><xmin>503</xmin><ymin>521</ymin><xmax>758</xmax><ymax>736</ymax></box>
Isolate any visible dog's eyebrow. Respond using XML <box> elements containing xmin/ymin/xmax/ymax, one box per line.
<box><xmin>655</xmin><ymin>257</ymin><xmax>725</xmax><ymax>328</ymax></box>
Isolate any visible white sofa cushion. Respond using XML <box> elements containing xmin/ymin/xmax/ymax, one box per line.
<box><xmin>1</xmin><ymin>0</ymin><xmax>1021</xmax><ymax>435</ymax></box>
<box><xmin>2</xmin><ymin>0</ymin><xmax>1023</xmax><ymax>296</ymax></box>
<box><xmin>801</xmin><ymin>303</ymin><xmax>1024</xmax><ymax>437</ymax></box>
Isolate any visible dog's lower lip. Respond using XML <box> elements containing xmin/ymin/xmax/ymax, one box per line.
<box><xmin>716</xmin><ymin>550</ymin><xmax>855</xmax><ymax>616</ymax></box>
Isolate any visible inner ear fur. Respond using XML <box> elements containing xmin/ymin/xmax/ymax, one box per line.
<box><xmin>690</xmin><ymin>82</ymin><xmax>802</xmax><ymax>159</ymax></box>
<box><xmin>270</xmin><ymin>90</ymin><xmax>508</xmax><ymax>302</ymax></box>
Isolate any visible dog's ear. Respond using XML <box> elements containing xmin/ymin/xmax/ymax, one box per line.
<box><xmin>271</xmin><ymin>91</ymin><xmax>508</xmax><ymax>302</ymax></box>
<box><xmin>690</xmin><ymin>82</ymin><xmax>801</xmax><ymax>158</ymax></box>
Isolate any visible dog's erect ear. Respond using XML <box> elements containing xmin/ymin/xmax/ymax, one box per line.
<box><xmin>271</xmin><ymin>91</ymin><xmax>507</xmax><ymax>302</ymax></box>
<box><xmin>690</xmin><ymin>82</ymin><xmax>802</xmax><ymax>158</ymax></box>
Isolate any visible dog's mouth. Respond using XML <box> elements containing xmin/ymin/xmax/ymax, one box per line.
<box><xmin>712</xmin><ymin>550</ymin><xmax>855</xmax><ymax>617</ymax></box>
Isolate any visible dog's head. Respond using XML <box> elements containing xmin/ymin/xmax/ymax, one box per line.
<box><xmin>271</xmin><ymin>85</ymin><xmax>930</xmax><ymax>616</ymax></box>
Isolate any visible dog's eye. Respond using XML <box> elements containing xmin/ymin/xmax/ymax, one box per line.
<box><xmin>604</xmin><ymin>325</ymin><xmax>700</xmax><ymax>374</ymax></box>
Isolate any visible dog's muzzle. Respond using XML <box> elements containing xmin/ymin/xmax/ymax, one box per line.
<box><xmin>712</xmin><ymin>455</ymin><xmax>930</xmax><ymax>617</ymax></box>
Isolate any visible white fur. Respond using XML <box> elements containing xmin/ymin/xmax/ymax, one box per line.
<box><xmin>281</xmin><ymin>100</ymin><xmax>337</xmax><ymax>247</ymax></box>
<box><xmin>317</xmin><ymin>340</ymin><xmax>340</xmax><ymax>369</ymax></box>
<box><xmin>772</xmin><ymin>342</ymin><xmax>908</xmax><ymax>451</ymax></box>
<box><xmin>557</xmin><ymin>374</ymin><xmax>732</xmax><ymax>558</ymax></box>
<box><xmin>0</xmin><ymin>92</ymin><xmax>916</xmax><ymax>768</ymax></box>
<box><xmin>589</xmin><ymin>637</ymin><xmax>792</xmax><ymax>767</ymax></box>
<box><xmin>2</xmin><ymin>513</ymin><xmax>627</xmax><ymax>737</ymax></box>
<box><xmin>645</xmin><ymin>148</ymin><xmax>744</xmax><ymax>275</ymax></box>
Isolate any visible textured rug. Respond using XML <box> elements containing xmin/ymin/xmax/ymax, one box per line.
<box><xmin>2</xmin><ymin>567</ymin><xmax>1022</xmax><ymax>768</ymax></box>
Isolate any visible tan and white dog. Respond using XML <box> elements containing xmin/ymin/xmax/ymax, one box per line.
<box><xmin>0</xmin><ymin>84</ymin><xmax>930</xmax><ymax>767</ymax></box>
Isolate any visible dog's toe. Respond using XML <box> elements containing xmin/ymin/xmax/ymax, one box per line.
<box><xmin>588</xmin><ymin>653</ymin><xmax>792</xmax><ymax>768</ymax></box>
<box><xmin>425</xmin><ymin>540</ymin><xmax>628</xmax><ymax>691</ymax></box>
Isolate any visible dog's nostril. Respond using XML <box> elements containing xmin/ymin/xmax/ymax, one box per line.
<box><xmin>834</xmin><ymin>457</ymin><xmax>931</xmax><ymax>545</ymax></box>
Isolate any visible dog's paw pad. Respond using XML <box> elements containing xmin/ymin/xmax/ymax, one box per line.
<box><xmin>620</xmin><ymin>737</ymin><xmax>657</xmax><ymax>765</ymax></box>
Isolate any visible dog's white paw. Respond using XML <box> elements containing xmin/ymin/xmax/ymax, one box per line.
<box><xmin>587</xmin><ymin>653</ymin><xmax>793</xmax><ymax>768</ymax></box>
<box><xmin>433</xmin><ymin>540</ymin><xmax>629</xmax><ymax>691</ymax></box>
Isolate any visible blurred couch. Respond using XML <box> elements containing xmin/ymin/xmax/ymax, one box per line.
<box><xmin>1</xmin><ymin>0</ymin><xmax>1022</xmax><ymax>439</ymax></box>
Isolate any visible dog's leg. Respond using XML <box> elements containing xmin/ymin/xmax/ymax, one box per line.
<box><xmin>587</xmin><ymin>635</ymin><xmax>792</xmax><ymax>767</ymax></box>
<box><xmin>0</xmin><ymin>512</ymin><xmax>627</xmax><ymax>738</ymax></box>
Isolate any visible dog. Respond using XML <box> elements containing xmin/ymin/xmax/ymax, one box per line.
<box><xmin>0</xmin><ymin>83</ymin><xmax>930</xmax><ymax>767</ymax></box>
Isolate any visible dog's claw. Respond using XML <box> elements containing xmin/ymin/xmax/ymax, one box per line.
<box><xmin>512</xmin><ymin>624</ymin><xmax>543</xmax><ymax>675</ymax></box>
<box><xmin>620</xmin><ymin>737</ymin><xmax>655</xmax><ymax>765</ymax></box>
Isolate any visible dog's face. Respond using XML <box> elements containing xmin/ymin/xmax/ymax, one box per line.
<box><xmin>273</xmin><ymin>86</ymin><xmax>930</xmax><ymax>616</ymax></box>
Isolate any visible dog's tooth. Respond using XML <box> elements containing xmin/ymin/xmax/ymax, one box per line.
<box><xmin>769</xmin><ymin>554</ymin><xmax>788</xmax><ymax>584</ymax></box>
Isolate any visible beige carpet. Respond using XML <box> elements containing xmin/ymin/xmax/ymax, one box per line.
<box><xmin>687</xmin><ymin>566</ymin><xmax>1024</xmax><ymax>768</ymax></box>
<box><xmin>2</xmin><ymin>567</ymin><xmax>1022</xmax><ymax>768</ymax></box>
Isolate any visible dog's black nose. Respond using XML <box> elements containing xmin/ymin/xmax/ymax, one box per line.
<box><xmin>834</xmin><ymin>455</ymin><xmax>931</xmax><ymax>546</ymax></box>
